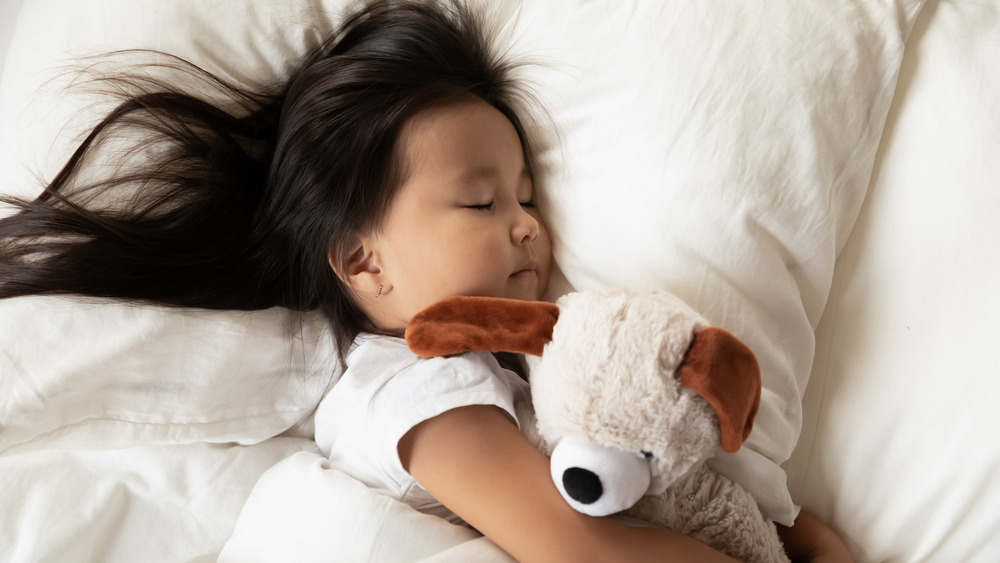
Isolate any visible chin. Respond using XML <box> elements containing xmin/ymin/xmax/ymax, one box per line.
<box><xmin>506</xmin><ymin>285</ymin><xmax>541</xmax><ymax>302</ymax></box>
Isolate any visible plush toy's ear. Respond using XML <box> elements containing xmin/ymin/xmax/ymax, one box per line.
<box><xmin>677</xmin><ymin>327</ymin><xmax>761</xmax><ymax>453</ymax></box>
<box><xmin>405</xmin><ymin>296</ymin><xmax>559</xmax><ymax>358</ymax></box>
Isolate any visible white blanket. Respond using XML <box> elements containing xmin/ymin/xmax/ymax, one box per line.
<box><xmin>5</xmin><ymin>1</ymin><xmax>999</xmax><ymax>561</ymax></box>
<box><xmin>220</xmin><ymin>452</ymin><xmax>514</xmax><ymax>563</ymax></box>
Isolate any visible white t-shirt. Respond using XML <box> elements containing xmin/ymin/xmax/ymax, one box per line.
<box><xmin>314</xmin><ymin>334</ymin><xmax>529</xmax><ymax>524</ymax></box>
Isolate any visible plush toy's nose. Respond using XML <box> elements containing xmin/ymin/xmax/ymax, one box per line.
<box><xmin>549</xmin><ymin>436</ymin><xmax>652</xmax><ymax>517</ymax></box>
<box><xmin>562</xmin><ymin>467</ymin><xmax>604</xmax><ymax>504</ymax></box>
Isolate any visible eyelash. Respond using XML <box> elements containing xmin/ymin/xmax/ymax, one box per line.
<box><xmin>467</xmin><ymin>201</ymin><xmax>534</xmax><ymax>211</ymax></box>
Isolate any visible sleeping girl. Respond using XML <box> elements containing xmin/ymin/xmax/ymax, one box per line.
<box><xmin>0</xmin><ymin>0</ymin><xmax>851</xmax><ymax>560</ymax></box>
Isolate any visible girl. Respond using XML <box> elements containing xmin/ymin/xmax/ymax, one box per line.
<box><xmin>0</xmin><ymin>1</ymin><xmax>850</xmax><ymax>561</ymax></box>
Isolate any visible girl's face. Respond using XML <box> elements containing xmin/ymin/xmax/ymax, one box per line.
<box><xmin>351</xmin><ymin>96</ymin><xmax>551</xmax><ymax>332</ymax></box>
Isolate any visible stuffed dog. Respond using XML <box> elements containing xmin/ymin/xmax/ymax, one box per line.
<box><xmin>406</xmin><ymin>289</ymin><xmax>789</xmax><ymax>563</ymax></box>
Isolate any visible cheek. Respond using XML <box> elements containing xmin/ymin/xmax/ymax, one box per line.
<box><xmin>392</xmin><ymin>227</ymin><xmax>495</xmax><ymax>283</ymax></box>
<box><xmin>454</xmin><ymin>233</ymin><xmax>507</xmax><ymax>273</ymax></box>
<box><xmin>536</xmin><ymin>221</ymin><xmax>553</xmax><ymax>267</ymax></box>
<box><xmin>533</xmin><ymin>224</ymin><xmax>553</xmax><ymax>299</ymax></box>
<box><xmin>538</xmin><ymin>221</ymin><xmax>552</xmax><ymax>260</ymax></box>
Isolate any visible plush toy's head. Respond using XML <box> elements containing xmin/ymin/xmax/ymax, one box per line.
<box><xmin>529</xmin><ymin>289</ymin><xmax>760</xmax><ymax>516</ymax></box>
<box><xmin>405</xmin><ymin>289</ymin><xmax>761</xmax><ymax>518</ymax></box>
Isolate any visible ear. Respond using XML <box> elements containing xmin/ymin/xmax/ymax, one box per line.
<box><xmin>331</xmin><ymin>236</ymin><xmax>381</xmax><ymax>294</ymax></box>
<box><xmin>405</xmin><ymin>296</ymin><xmax>559</xmax><ymax>358</ymax></box>
<box><xmin>677</xmin><ymin>327</ymin><xmax>761</xmax><ymax>453</ymax></box>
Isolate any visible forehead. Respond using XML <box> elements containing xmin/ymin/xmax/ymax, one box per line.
<box><xmin>398</xmin><ymin>96</ymin><xmax>526</xmax><ymax>179</ymax></box>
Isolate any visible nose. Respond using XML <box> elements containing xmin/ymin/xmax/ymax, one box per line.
<box><xmin>562</xmin><ymin>467</ymin><xmax>603</xmax><ymax>504</ymax></box>
<box><xmin>512</xmin><ymin>207</ymin><xmax>540</xmax><ymax>245</ymax></box>
<box><xmin>549</xmin><ymin>436</ymin><xmax>652</xmax><ymax>517</ymax></box>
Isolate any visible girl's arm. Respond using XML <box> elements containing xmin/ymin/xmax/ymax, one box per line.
<box><xmin>776</xmin><ymin>509</ymin><xmax>855</xmax><ymax>563</ymax></box>
<box><xmin>398</xmin><ymin>404</ymin><xmax>738</xmax><ymax>563</ymax></box>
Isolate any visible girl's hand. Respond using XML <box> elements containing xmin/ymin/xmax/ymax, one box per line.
<box><xmin>776</xmin><ymin>508</ymin><xmax>855</xmax><ymax>563</ymax></box>
<box><xmin>398</xmin><ymin>404</ymin><xmax>738</xmax><ymax>563</ymax></box>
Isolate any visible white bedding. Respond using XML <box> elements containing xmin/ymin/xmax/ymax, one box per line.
<box><xmin>2</xmin><ymin>1</ymin><xmax>998</xmax><ymax>561</ymax></box>
<box><xmin>785</xmin><ymin>1</ymin><xmax>1000</xmax><ymax>560</ymax></box>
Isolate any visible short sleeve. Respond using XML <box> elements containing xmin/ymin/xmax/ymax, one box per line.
<box><xmin>315</xmin><ymin>338</ymin><xmax>527</xmax><ymax>509</ymax></box>
<box><xmin>370</xmin><ymin>353</ymin><xmax>525</xmax><ymax>481</ymax></box>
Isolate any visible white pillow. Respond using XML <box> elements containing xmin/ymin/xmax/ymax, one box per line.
<box><xmin>0</xmin><ymin>0</ymin><xmax>516</xmax><ymax>452</ymax></box>
<box><xmin>0</xmin><ymin>296</ymin><xmax>337</xmax><ymax>453</ymax></box>
<box><xmin>0</xmin><ymin>0</ymin><xmax>357</xmax><ymax>452</ymax></box>
<box><xmin>0</xmin><ymin>0</ymin><xmax>344</xmax><ymax>201</ymax></box>
<box><xmin>1</xmin><ymin>0</ymin><xmax>925</xmax><ymax>528</ymax></box>
<box><xmin>785</xmin><ymin>1</ymin><xmax>1000</xmax><ymax>559</ymax></box>
<box><xmin>508</xmin><ymin>0</ymin><xmax>925</xmax><ymax>524</ymax></box>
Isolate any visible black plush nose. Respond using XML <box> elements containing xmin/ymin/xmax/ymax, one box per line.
<box><xmin>562</xmin><ymin>467</ymin><xmax>603</xmax><ymax>504</ymax></box>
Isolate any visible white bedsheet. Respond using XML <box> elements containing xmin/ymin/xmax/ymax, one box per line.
<box><xmin>0</xmin><ymin>438</ymin><xmax>314</xmax><ymax>562</ymax></box>
<box><xmin>3</xmin><ymin>1</ymin><xmax>998</xmax><ymax>562</ymax></box>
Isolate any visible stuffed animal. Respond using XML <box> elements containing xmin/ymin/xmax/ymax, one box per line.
<box><xmin>406</xmin><ymin>289</ymin><xmax>789</xmax><ymax>563</ymax></box>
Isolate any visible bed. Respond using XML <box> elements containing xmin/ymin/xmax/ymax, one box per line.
<box><xmin>1</xmin><ymin>0</ymin><xmax>997</xmax><ymax>561</ymax></box>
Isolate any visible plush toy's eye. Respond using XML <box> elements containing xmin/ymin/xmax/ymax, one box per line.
<box><xmin>640</xmin><ymin>450</ymin><xmax>653</xmax><ymax>458</ymax></box>
<box><xmin>549</xmin><ymin>436</ymin><xmax>652</xmax><ymax>517</ymax></box>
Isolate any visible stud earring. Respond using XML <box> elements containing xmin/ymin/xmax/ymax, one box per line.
<box><xmin>375</xmin><ymin>284</ymin><xmax>383</xmax><ymax>298</ymax></box>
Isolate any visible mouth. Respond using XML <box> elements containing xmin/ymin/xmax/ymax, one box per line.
<box><xmin>510</xmin><ymin>258</ymin><xmax>538</xmax><ymax>279</ymax></box>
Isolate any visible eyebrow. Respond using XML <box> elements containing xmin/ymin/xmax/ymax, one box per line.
<box><xmin>461</xmin><ymin>165</ymin><xmax>530</xmax><ymax>179</ymax></box>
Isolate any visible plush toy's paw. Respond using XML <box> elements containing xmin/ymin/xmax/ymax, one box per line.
<box><xmin>550</xmin><ymin>436</ymin><xmax>651</xmax><ymax>517</ymax></box>
<box><xmin>629</xmin><ymin>467</ymin><xmax>791</xmax><ymax>563</ymax></box>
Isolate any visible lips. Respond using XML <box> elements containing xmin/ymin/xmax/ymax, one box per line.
<box><xmin>511</xmin><ymin>258</ymin><xmax>538</xmax><ymax>278</ymax></box>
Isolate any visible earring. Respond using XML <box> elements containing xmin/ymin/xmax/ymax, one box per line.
<box><xmin>375</xmin><ymin>284</ymin><xmax>383</xmax><ymax>298</ymax></box>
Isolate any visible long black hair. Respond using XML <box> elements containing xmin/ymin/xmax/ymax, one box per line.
<box><xmin>0</xmin><ymin>0</ymin><xmax>535</xmax><ymax>355</ymax></box>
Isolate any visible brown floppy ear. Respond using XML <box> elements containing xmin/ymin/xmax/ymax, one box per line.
<box><xmin>677</xmin><ymin>327</ymin><xmax>761</xmax><ymax>453</ymax></box>
<box><xmin>405</xmin><ymin>296</ymin><xmax>559</xmax><ymax>358</ymax></box>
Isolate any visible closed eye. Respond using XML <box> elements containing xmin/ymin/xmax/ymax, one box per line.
<box><xmin>467</xmin><ymin>202</ymin><xmax>494</xmax><ymax>211</ymax></box>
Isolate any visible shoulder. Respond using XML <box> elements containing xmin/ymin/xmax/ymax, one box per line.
<box><xmin>337</xmin><ymin>335</ymin><xmax>526</xmax><ymax>405</ymax></box>
<box><xmin>351</xmin><ymin>334</ymin><xmax>511</xmax><ymax>378</ymax></box>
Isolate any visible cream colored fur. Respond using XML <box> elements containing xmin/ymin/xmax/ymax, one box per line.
<box><xmin>521</xmin><ymin>289</ymin><xmax>790</xmax><ymax>563</ymax></box>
